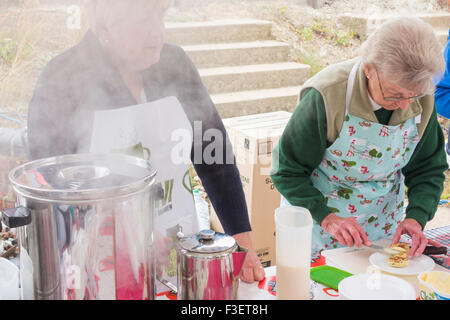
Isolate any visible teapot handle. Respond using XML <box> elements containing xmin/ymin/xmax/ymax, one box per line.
<box><xmin>156</xmin><ymin>224</ymin><xmax>184</xmax><ymax>295</ymax></box>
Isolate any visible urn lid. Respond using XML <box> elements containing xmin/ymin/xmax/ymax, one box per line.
<box><xmin>9</xmin><ymin>153</ymin><xmax>157</xmax><ymax>202</ymax></box>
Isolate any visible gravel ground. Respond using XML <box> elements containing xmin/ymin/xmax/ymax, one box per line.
<box><xmin>319</xmin><ymin>0</ymin><xmax>445</xmax><ymax>15</ymax></box>
<box><xmin>168</xmin><ymin>0</ymin><xmax>447</xmax><ymax>20</ymax></box>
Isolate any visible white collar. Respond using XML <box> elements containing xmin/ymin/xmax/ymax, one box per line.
<box><xmin>368</xmin><ymin>92</ymin><xmax>383</xmax><ymax>111</ymax></box>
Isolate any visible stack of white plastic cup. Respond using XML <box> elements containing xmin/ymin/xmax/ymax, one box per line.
<box><xmin>275</xmin><ymin>206</ymin><xmax>313</xmax><ymax>300</ymax></box>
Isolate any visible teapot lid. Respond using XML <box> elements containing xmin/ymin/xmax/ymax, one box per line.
<box><xmin>179</xmin><ymin>230</ymin><xmax>237</xmax><ymax>254</ymax></box>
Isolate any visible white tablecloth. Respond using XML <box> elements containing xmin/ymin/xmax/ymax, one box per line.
<box><xmin>237</xmin><ymin>266</ymin><xmax>339</xmax><ymax>300</ymax></box>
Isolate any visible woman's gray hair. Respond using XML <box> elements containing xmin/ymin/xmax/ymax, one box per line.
<box><xmin>83</xmin><ymin>0</ymin><xmax>172</xmax><ymax>35</ymax></box>
<box><xmin>361</xmin><ymin>17</ymin><xmax>445</xmax><ymax>94</ymax></box>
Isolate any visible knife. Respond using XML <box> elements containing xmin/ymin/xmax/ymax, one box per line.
<box><xmin>361</xmin><ymin>244</ymin><xmax>400</xmax><ymax>255</ymax></box>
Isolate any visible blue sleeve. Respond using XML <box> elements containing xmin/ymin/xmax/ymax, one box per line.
<box><xmin>435</xmin><ymin>30</ymin><xmax>450</xmax><ymax>119</ymax></box>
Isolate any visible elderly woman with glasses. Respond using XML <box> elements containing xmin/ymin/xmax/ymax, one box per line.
<box><xmin>271</xmin><ymin>17</ymin><xmax>447</xmax><ymax>258</ymax></box>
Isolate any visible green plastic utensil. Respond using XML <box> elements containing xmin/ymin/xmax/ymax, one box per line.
<box><xmin>310</xmin><ymin>265</ymin><xmax>353</xmax><ymax>290</ymax></box>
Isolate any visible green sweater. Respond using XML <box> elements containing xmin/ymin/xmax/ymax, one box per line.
<box><xmin>271</xmin><ymin>88</ymin><xmax>448</xmax><ymax>229</ymax></box>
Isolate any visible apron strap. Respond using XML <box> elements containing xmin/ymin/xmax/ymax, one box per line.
<box><xmin>345</xmin><ymin>59</ymin><xmax>360</xmax><ymax>114</ymax></box>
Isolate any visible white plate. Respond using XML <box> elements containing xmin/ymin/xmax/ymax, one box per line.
<box><xmin>338</xmin><ymin>273</ymin><xmax>416</xmax><ymax>300</ymax></box>
<box><xmin>369</xmin><ymin>252</ymin><xmax>435</xmax><ymax>275</ymax></box>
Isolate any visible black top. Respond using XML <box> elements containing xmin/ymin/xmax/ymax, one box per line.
<box><xmin>27</xmin><ymin>30</ymin><xmax>251</xmax><ymax>235</ymax></box>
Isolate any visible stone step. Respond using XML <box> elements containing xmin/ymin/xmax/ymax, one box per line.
<box><xmin>165</xmin><ymin>19</ymin><xmax>274</xmax><ymax>45</ymax></box>
<box><xmin>199</xmin><ymin>62</ymin><xmax>310</xmax><ymax>95</ymax></box>
<box><xmin>338</xmin><ymin>13</ymin><xmax>450</xmax><ymax>39</ymax></box>
<box><xmin>419</xmin><ymin>13</ymin><xmax>450</xmax><ymax>30</ymax></box>
<box><xmin>211</xmin><ymin>86</ymin><xmax>302</xmax><ymax>118</ymax></box>
<box><xmin>183</xmin><ymin>40</ymin><xmax>291</xmax><ymax>69</ymax></box>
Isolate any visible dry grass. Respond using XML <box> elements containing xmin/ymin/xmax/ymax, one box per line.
<box><xmin>0</xmin><ymin>0</ymin><xmax>87</xmax><ymax>129</ymax></box>
<box><xmin>0</xmin><ymin>1</ymin><xmax>43</xmax><ymax>117</ymax></box>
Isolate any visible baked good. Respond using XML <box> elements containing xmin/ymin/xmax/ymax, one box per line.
<box><xmin>386</xmin><ymin>243</ymin><xmax>410</xmax><ymax>268</ymax></box>
<box><xmin>387</xmin><ymin>253</ymin><xmax>409</xmax><ymax>268</ymax></box>
<box><xmin>390</xmin><ymin>243</ymin><xmax>410</xmax><ymax>254</ymax></box>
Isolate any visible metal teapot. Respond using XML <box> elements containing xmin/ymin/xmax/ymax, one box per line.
<box><xmin>175</xmin><ymin>229</ymin><xmax>247</xmax><ymax>300</ymax></box>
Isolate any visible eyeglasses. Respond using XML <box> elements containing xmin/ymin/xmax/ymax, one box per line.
<box><xmin>374</xmin><ymin>67</ymin><xmax>425</xmax><ymax>102</ymax></box>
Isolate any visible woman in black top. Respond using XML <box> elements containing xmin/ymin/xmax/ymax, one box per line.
<box><xmin>27</xmin><ymin>0</ymin><xmax>264</xmax><ymax>284</ymax></box>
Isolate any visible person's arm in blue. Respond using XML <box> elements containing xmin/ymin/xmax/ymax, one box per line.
<box><xmin>435</xmin><ymin>30</ymin><xmax>450</xmax><ymax>118</ymax></box>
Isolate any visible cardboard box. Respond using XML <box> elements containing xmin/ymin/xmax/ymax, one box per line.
<box><xmin>211</xmin><ymin>112</ymin><xmax>291</xmax><ymax>268</ymax></box>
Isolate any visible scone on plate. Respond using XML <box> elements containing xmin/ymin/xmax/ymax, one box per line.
<box><xmin>391</xmin><ymin>243</ymin><xmax>410</xmax><ymax>254</ymax></box>
<box><xmin>387</xmin><ymin>243</ymin><xmax>411</xmax><ymax>268</ymax></box>
<box><xmin>387</xmin><ymin>253</ymin><xmax>409</xmax><ymax>268</ymax></box>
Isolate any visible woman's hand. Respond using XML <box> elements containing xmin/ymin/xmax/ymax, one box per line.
<box><xmin>392</xmin><ymin>218</ymin><xmax>428</xmax><ymax>258</ymax></box>
<box><xmin>321</xmin><ymin>213</ymin><xmax>372</xmax><ymax>248</ymax></box>
<box><xmin>233</xmin><ymin>232</ymin><xmax>265</xmax><ymax>283</ymax></box>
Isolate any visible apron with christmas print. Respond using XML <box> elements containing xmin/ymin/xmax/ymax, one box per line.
<box><xmin>282</xmin><ymin>61</ymin><xmax>421</xmax><ymax>255</ymax></box>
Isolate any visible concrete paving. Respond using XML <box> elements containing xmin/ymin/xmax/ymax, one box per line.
<box><xmin>199</xmin><ymin>62</ymin><xmax>310</xmax><ymax>94</ymax></box>
<box><xmin>166</xmin><ymin>19</ymin><xmax>311</xmax><ymax>118</ymax></box>
<box><xmin>183</xmin><ymin>40</ymin><xmax>291</xmax><ymax>68</ymax></box>
<box><xmin>165</xmin><ymin>19</ymin><xmax>274</xmax><ymax>45</ymax></box>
